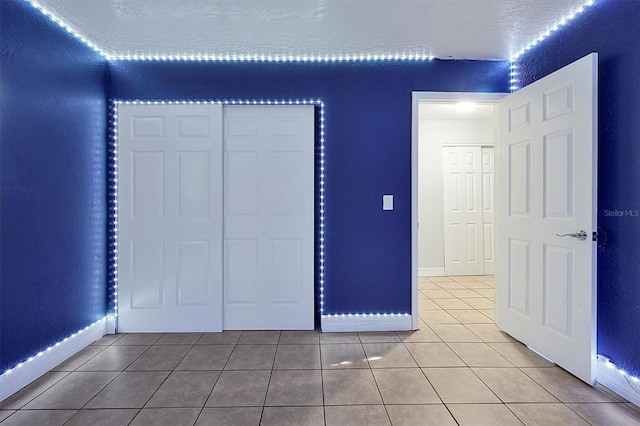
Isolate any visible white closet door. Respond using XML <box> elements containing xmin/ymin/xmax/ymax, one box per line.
<box><xmin>224</xmin><ymin>105</ymin><xmax>314</xmax><ymax>330</ymax></box>
<box><xmin>118</xmin><ymin>103</ymin><xmax>223</xmax><ymax>332</ymax></box>
<box><xmin>481</xmin><ymin>147</ymin><xmax>495</xmax><ymax>274</ymax></box>
<box><xmin>443</xmin><ymin>146</ymin><xmax>484</xmax><ymax>275</ymax></box>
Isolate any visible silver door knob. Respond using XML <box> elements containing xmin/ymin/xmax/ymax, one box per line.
<box><xmin>556</xmin><ymin>230</ymin><xmax>588</xmax><ymax>241</ymax></box>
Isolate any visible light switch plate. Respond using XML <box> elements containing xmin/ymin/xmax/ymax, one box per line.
<box><xmin>383</xmin><ymin>195</ymin><xmax>394</xmax><ymax>211</ymax></box>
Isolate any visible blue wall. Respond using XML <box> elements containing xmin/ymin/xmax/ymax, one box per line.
<box><xmin>0</xmin><ymin>0</ymin><xmax>107</xmax><ymax>371</ymax></box>
<box><xmin>108</xmin><ymin>60</ymin><xmax>509</xmax><ymax>317</ymax></box>
<box><xmin>518</xmin><ymin>1</ymin><xmax>640</xmax><ymax>376</ymax></box>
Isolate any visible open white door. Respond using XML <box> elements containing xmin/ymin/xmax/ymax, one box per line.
<box><xmin>118</xmin><ymin>103</ymin><xmax>224</xmax><ymax>332</ymax></box>
<box><xmin>443</xmin><ymin>146</ymin><xmax>484</xmax><ymax>275</ymax></box>
<box><xmin>223</xmin><ymin>105</ymin><xmax>314</xmax><ymax>330</ymax></box>
<box><xmin>496</xmin><ymin>53</ymin><xmax>598</xmax><ymax>383</ymax></box>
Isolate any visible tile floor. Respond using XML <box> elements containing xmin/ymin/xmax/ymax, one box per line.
<box><xmin>2</xmin><ymin>275</ymin><xmax>640</xmax><ymax>425</ymax></box>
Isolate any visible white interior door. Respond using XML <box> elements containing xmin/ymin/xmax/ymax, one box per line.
<box><xmin>118</xmin><ymin>103</ymin><xmax>223</xmax><ymax>332</ymax></box>
<box><xmin>224</xmin><ymin>105</ymin><xmax>314</xmax><ymax>330</ymax></box>
<box><xmin>482</xmin><ymin>147</ymin><xmax>495</xmax><ymax>274</ymax></box>
<box><xmin>496</xmin><ymin>53</ymin><xmax>597</xmax><ymax>383</ymax></box>
<box><xmin>443</xmin><ymin>146</ymin><xmax>484</xmax><ymax>275</ymax></box>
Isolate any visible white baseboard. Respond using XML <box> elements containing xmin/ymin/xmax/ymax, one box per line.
<box><xmin>419</xmin><ymin>267</ymin><xmax>445</xmax><ymax>277</ymax></box>
<box><xmin>596</xmin><ymin>355</ymin><xmax>640</xmax><ymax>407</ymax></box>
<box><xmin>0</xmin><ymin>318</ymin><xmax>107</xmax><ymax>403</ymax></box>
<box><xmin>321</xmin><ymin>314</ymin><xmax>413</xmax><ymax>332</ymax></box>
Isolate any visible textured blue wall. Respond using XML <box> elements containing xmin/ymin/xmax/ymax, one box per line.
<box><xmin>0</xmin><ymin>0</ymin><xmax>107</xmax><ymax>371</ymax></box>
<box><xmin>518</xmin><ymin>1</ymin><xmax>640</xmax><ymax>376</ymax></box>
<box><xmin>109</xmin><ymin>60</ymin><xmax>510</xmax><ymax>316</ymax></box>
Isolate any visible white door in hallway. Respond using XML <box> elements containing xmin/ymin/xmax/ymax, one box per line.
<box><xmin>496</xmin><ymin>53</ymin><xmax>597</xmax><ymax>383</ymax></box>
<box><xmin>224</xmin><ymin>105</ymin><xmax>314</xmax><ymax>330</ymax></box>
<box><xmin>118</xmin><ymin>103</ymin><xmax>224</xmax><ymax>332</ymax></box>
<box><xmin>443</xmin><ymin>146</ymin><xmax>484</xmax><ymax>275</ymax></box>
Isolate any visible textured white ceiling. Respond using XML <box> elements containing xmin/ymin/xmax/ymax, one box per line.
<box><xmin>34</xmin><ymin>0</ymin><xmax>591</xmax><ymax>60</ymax></box>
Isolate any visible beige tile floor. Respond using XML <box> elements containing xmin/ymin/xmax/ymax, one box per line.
<box><xmin>2</xmin><ymin>275</ymin><xmax>640</xmax><ymax>425</ymax></box>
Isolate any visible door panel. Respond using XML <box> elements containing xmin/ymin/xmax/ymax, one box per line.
<box><xmin>497</xmin><ymin>53</ymin><xmax>597</xmax><ymax>383</ymax></box>
<box><xmin>224</xmin><ymin>105</ymin><xmax>314</xmax><ymax>330</ymax></box>
<box><xmin>118</xmin><ymin>103</ymin><xmax>224</xmax><ymax>332</ymax></box>
<box><xmin>443</xmin><ymin>146</ymin><xmax>484</xmax><ymax>275</ymax></box>
<box><xmin>482</xmin><ymin>147</ymin><xmax>495</xmax><ymax>274</ymax></box>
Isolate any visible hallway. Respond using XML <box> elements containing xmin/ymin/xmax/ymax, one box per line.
<box><xmin>1</xmin><ymin>275</ymin><xmax>639</xmax><ymax>425</ymax></box>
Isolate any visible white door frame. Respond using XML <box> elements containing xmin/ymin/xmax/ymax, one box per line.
<box><xmin>411</xmin><ymin>92</ymin><xmax>507</xmax><ymax>330</ymax></box>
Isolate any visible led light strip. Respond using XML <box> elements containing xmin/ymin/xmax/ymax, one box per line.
<box><xmin>509</xmin><ymin>0</ymin><xmax>597</xmax><ymax>91</ymax></box>
<box><xmin>1</xmin><ymin>317</ymin><xmax>105</xmax><ymax>376</ymax></box>
<box><xmin>322</xmin><ymin>313</ymin><xmax>411</xmax><ymax>318</ymax></box>
<box><xmin>25</xmin><ymin>0</ymin><xmax>107</xmax><ymax>58</ymax></box>
<box><xmin>110</xmin><ymin>98</ymin><xmax>326</xmax><ymax>316</ymax></box>
<box><xmin>108</xmin><ymin>53</ymin><xmax>435</xmax><ymax>62</ymax></box>
<box><xmin>602</xmin><ymin>357</ymin><xmax>640</xmax><ymax>385</ymax></box>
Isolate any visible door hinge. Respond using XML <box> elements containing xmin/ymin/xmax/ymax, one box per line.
<box><xmin>592</xmin><ymin>231</ymin><xmax>598</xmax><ymax>242</ymax></box>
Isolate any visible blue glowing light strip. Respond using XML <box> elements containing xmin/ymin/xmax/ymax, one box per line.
<box><xmin>108</xmin><ymin>53</ymin><xmax>435</xmax><ymax>62</ymax></box>
<box><xmin>111</xmin><ymin>98</ymin><xmax>326</xmax><ymax>315</ymax></box>
<box><xmin>509</xmin><ymin>0</ymin><xmax>597</xmax><ymax>91</ymax></box>
<box><xmin>1</xmin><ymin>317</ymin><xmax>106</xmax><ymax>377</ymax></box>
<box><xmin>322</xmin><ymin>313</ymin><xmax>411</xmax><ymax>318</ymax></box>
<box><xmin>602</xmin><ymin>357</ymin><xmax>640</xmax><ymax>385</ymax></box>
<box><xmin>25</xmin><ymin>0</ymin><xmax>108</xmax><ymax>58</ymax></box>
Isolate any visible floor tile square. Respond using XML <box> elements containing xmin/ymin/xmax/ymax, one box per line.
<box><xmin>473</xmin><ymin>288</ymin><xmax>495</xmax><ymax>298</ymax></box>
<box><xmin>23</xmin><ymin>372</ymin><xmax>118</xmax><ymax>409</ymax></box>
<box><xmin>472</xmin><ymin>368</ymin><xmax>558</xmax><ymax>403</ymax></box>
<box><xmin>64</xmin><ymin>409</ymin><xmax>138</xmax><ymax>426</ymax></box>
<box><xmin>422</xmin><ymin>289</ymin><xmax>455</xmax><ymax>299</ymax></box>
<box><xmin>265</xmin><ymin>370</ymin><xmax>323</xmax><ymax>406</ymax></box>
<box><xmin>85</xmin><ymin>371</ymin><xmax>169</xmax><ymax>408</ymax></box>
<box><xmin>461</xmin><ymin>281</ymin><xmax>492</xmax><ymax>289</ymax></box>
<box><xmin>238</xmin><ymin>330</ymin><xmax>281</xmax><ymax>344</ymax></box>
<box><xmin>176</xmin><ymin>344</ymin><xmax>234</xmax><ymax>370</ymax></box>
<box><xmin>195</xmin><ymin>407</ymin><xmax>262</xmax><ymax>426</ymax></box>
<box><xmin>130</xmin><ymin>408</ymin><xmax>201</xmax><ymax>426</ymax></box>
<box><xmin>197</xmin><ymin>330</ymin><xmax>242</xmax><ymax>345</ymax></box>
<box><xmin>479</xmin><ymin>309</ymin><xmax>495</xmax><ymax>320</ymax></box>
<box><xmin>507</xmin><ymin>403</ymin><xmax>589</xmax><ymax>425</ymax></box>
<box><xmin>358</xmin><ymin>331</ymin><xmax>401</xmax><ymax>343</ymax></box>
<box><xmin>372</xmin><ymin>368</ymin><xmax>440</xmax><ymax>404</ymax></box>
<box><xmin>422</xmin><ymin>367</ymin><xmax>500</xmax><ymax>403</ymax></box>
<box><xmin>436</xmin><ymin>282</ymin><xmax>468</xmax><ymax>290</ymax></box>
<box><xmin>319</xmin><ymin>332</ymin><xmax>360</xmax><ymax>344</ymax></box>
<box><xmin>322</xmin><ymin>369</ymin><xmax>383</xmax><ymax>405</ymax></box>
<box><xmin>206</xmin><ymin>370</ymin><xmax>270</xmax><ymax>407</ymax></box>
<box><xmin>0</xmin><ymin>411</ymin><xmax>15</xmax><ymax>422</ymax></box>
<box><xmin>488</xmin><ymin>343</ymin><xmax>555</xmax><ymax>367</ymax></box>
<box><xmin>127</xmin><ymin>345</ymin><xmax>191</xmax><ymax>370</ymax></box>
<box><xmin>448</xmin><ymin>310</ymin><xmax>494</xmax><ymax>324</ymax></box>
<box><xmin>419</xmin><ymin>310</ymin><xmax>459</xmax><ymax>324</ymax></box>
<box><xmin>430</xmin><ymin>324</ymin><xmax>483</xmax><ymax>343</ymax></box>
<box><xmin>521</xmin><ymin>367</ymin><xmax>616</xmax><ymax>402</ymax></box>
<box><xmin>404</xmin><ymin>343</ymin><xmax>465</xmax><ymax>367</ymax></box>
<box><xmin>386</xmin><ymin>404</ymin><xmax>457</xmax><ymax>426</ymax></box>
<box><xmin>278</xmin><ymin>330</ymin><xmax>320</xmax><ymax>344</ymax></box>
<box><xmin>225</xmin><ymin>345</ymin><xmax>277</xmax><ymax>370</ymax></box>
<box><xmin>52</xmin><ymin>345</ymin><xmax>106</xmax><ymax>371</ymax></box>
<box><xmin>91</xmin><ymin>334</ymin><xmax>124</xmax><ymax>345</ymax></box>
<box><xmin>77</xmin><ymin>345</ymin><xmax>148</xmax><ymax>371</ymax></box>
<box><xmin>418</xmin><ymin>282</ymin><xmax>441</xmax><ymax>290</ymax></box>
<box><xmin>428</xmin><ymin>277</ymin><xmax>453</xmax><ymax>282</ymax></box>
<box><xmin>449</xmin><ymin>275</ymin><xmax>481</xmax><ymax>282</ymax></box>
<box><xmin>0</xmin><ymin>372</ymin><xmax>69</xmax><ymax>409</ymax></box>
<box><xmin>396</xmin><ymin>327</ymin><xmax>442</xmax><ymax>343</ymax></box>
<box><xmin>320</xmin><ymin>344</ymin><xmax>368</xmax><ymax>369</ymax></box>
<box><xmin>273</xmin><ymin>345</ymin><xmax>321</xmax><ymax>369</ymax></box>
<box><xmin>0</xmin><ymin>409</ymin><xmax>77</xmax><ymax>426</ymax></box>
<box><xmin>448</xmin><ymin>343</ymin><xmax>513</xmax><ymax>367</ymax></box>
<box><xmin>447</xmin><ymin>403</ymin><xmax>524</xmax><ymax>425</ymax></box>
<box><xmin>566</xmin><ymin>402</ymin><xmax>640</xmax><ymax>425</ymax></box>
<box><xmin>418</xmin><ymin>298</ymin><xmax>441</xmax><ymax>309</ymax></box>
<box><xmin>460</xmin><ymin>297</ymin><xmax>495</xmax><ymax>310</ymax></box>
<box><xmin>156</xmin><ymin>333</ymin><xmax>202</xmax><ymax>345</ymax></box>
<box><xmin>261</xmin><ymin>406</ymin><xmax>325</xmax><ymax>426</ymax></box>
<box><xmin>434</xmin><ymin>298</ymin><xmax>474</xmax><ymax>310</ymax></box>
<box><xmin>363</xmin><ymin>343</ymin><xmax>418</xmax><ymax>368</ymax></box>
<box><xmin>464</xmin><ymin>324</ymin><xmax>516</xmax><ymax>343</ymax></box>
<box><xmin>446</xmin><ymin>289</ymin><xmax>484</xmax><ymax>298</ymax></box>
<box><xmin>113</xmin><ymin>333</ymin><xmax>163</xmax><ymax>345</ymax></box>
<box><xmin>146</xmin><ymin>370</ymin><xmax>220</xmax><ymax>407</ymax></box>
<box><xmin>324</xmin><ymin>405</ymin><xmax>390</xmax><ymax>426</ymax></box>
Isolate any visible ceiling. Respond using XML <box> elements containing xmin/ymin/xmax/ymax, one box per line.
<box><xmin>34</xmin><ymin>0</ymin><xmax>593</xmax><ymax>60</ymax></box>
